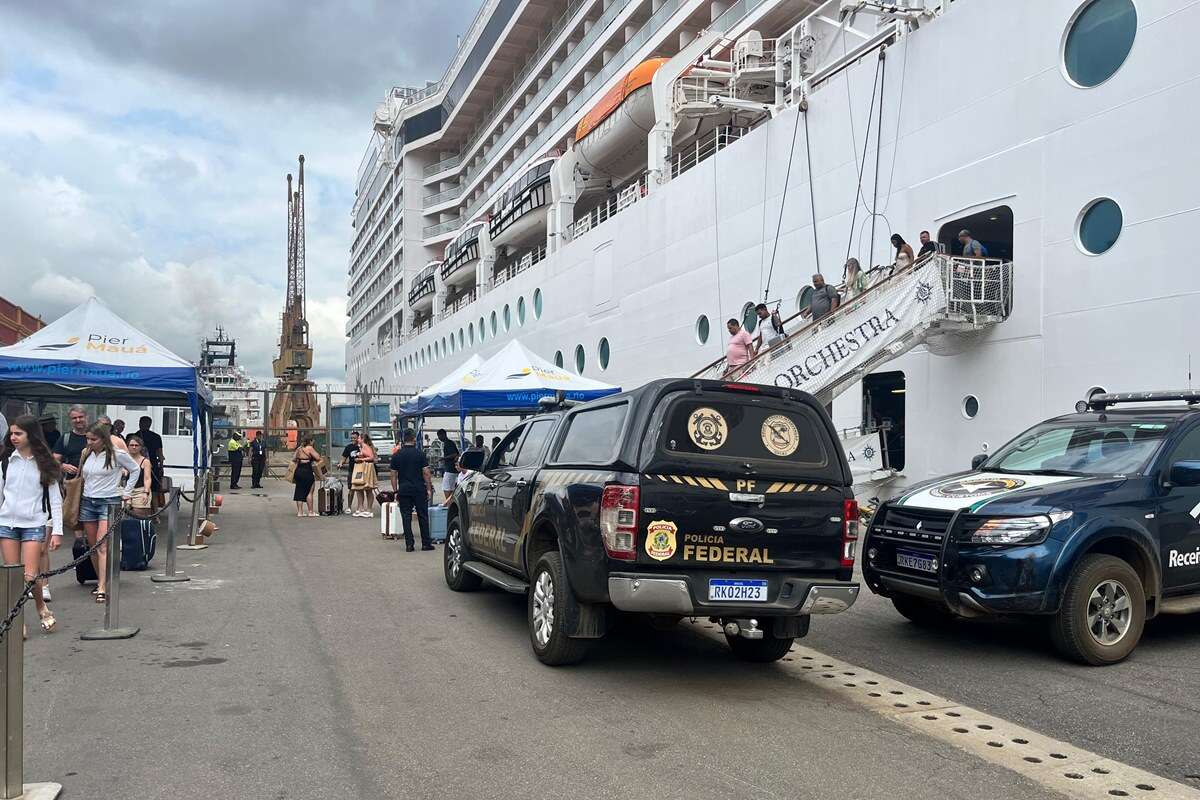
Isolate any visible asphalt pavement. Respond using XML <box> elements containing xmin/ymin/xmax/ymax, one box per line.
<box><xmin>17</xmin><ymin>484</ymin><xmax>1196</xmax><ymax>798</ymax></box>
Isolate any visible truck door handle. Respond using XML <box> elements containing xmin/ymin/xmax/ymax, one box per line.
<box><xmin>515</xmin><ymin>478</ymin><xmax>528</xmax><ymax>487</ymax></box>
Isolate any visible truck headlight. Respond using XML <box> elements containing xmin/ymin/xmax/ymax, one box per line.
<box><xmin>969</xmin><ymin>512</ymin><xmax>1072</xmax><ymax>545</ymax></box>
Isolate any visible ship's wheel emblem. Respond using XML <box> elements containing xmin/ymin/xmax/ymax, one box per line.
<box><xmin>862</xmin><ymin>445</ymin><xmax>876</xmax><ymax>460</ymax></box>
<box><xmin>915</xmin><ymin>280</ymin><xmax>933</xmax><ymax>304</ymax></box>
<box><xmin>688</xmin><ymin>407</ymin><xmax>728</xmax><ymax>451</ymax></box>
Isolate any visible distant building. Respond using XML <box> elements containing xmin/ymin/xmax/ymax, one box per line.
<box><xmin>0</xmin><ymin>297</ymin><xmax>45</xmax><ymax>346</ymax></box>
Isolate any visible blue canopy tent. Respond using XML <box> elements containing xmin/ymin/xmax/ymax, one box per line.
<box><xmin>0</xmin><ymin>297</ymin><xmax>214</xmax><ymax>474</ymax></box>
<box><xmin>399</xmin><ymin>340</ymin><xmax>619</xmax><ymax>442</ymax></box>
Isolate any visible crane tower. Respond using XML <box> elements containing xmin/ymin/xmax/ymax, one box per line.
<box><xmin>269</xmin><ymin>155</ymin><xmax>319</xmax><ymax>433</ymax></box>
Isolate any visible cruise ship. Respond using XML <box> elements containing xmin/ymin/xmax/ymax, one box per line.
<box><xmin>346</xmin><ymin>0</ymin><xmax>1193</xmax><ymax>494</ymax></box>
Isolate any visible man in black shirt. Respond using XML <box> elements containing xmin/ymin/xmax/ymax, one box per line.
<box><xmin>40</xmin><ymin>415</ymin><xmax>61</xmax><ymax>449</ymax></box>
<box><xmin>390</xmin><ymin>429</ymin><xmax>434</xmax><ymax>552</ymax></box>
<box><xmin>436</xmin><ymin>428</ymin><xmax>460</xmax><ymax>498</ymax></box>
<box><xmin>52</xmin><ymin>405</ymin><xmax>91</xmax><ymax>475</ymax></box>
<box><xmin>249</xmin><ymin>431</ymin><xmax>267</xmax><ymax>489</ymax></box>
<box><xmin>338</xmin><ymin>431</ymin><xmax>362</xmax><ymax>485</ymax></box>
<box><xmin>918</xmin><ymin>230</ymin><xmax>938</xmax><ymax>259</ymax></box>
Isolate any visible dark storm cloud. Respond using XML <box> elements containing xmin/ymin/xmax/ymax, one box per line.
<box><xmin>1</xmin><ymin>0</ymin><xmax>476</xmax><ymax>107</ymax></box>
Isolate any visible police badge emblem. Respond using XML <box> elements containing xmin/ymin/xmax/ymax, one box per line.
<box><xmin>761</xmin><ymin>414</ymin><xmax>800</xmax><ymax>457</ymax></box>
<box><xmin>645</xmin><ymin>520</ymin><xmax>678</xmax><ymax>561</ymax></box>
<box><xmin>688</xmin><ymin>407</ymin><xmax>727</xmax><ymax>450</ymax></box>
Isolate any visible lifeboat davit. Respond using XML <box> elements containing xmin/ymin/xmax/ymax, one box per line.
<box><xmin>575</xmin><ymin>58</ymin><xmax>667</xmax><ymax>183</ymax></box>
<box><xmin>488</xmin><ymin>157</ymin><xmax>556</xmax><ymax>249</ymax></box>
<box><xmin>441</xmin><ymin>221</ymin><xmax>485</xmax><ymax>289</ymax></box>
<box><xmin>408</xmin><ymin>260</ymin><xmax>439</xmax><ymax>312</ymax></box>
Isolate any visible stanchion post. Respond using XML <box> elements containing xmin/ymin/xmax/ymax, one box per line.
<box><xmin>81</xmin><ymin>506</ymin><xmax>139</xmax><ymax>640</ymax></box>
<box><xmin>152</xmin><ymin>488</ymin><xmax>188</xmax><ymax>583</ymax></box>
<box><xmin>178</xmin><ymin>471</ymin><xmax>208</xmax><ymax>551</ymax></box>
<box><xmin>0</xmin><ymin>565</ymin><xmax>22</xmax><ymax>798</ymax></box>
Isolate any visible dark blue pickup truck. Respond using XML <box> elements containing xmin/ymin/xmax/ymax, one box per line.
<box><xmin>863</xmin><ymin>391</ymin><xmax>1200</xmax><ymax>665</ymax></box>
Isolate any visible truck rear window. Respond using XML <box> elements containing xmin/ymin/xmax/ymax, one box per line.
<box><xmin>660</xmin><ymin>397</ymin><xmax>832</xmax><ymax>470</ymax></box>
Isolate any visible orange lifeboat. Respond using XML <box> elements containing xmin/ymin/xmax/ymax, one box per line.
<box><xmin>575</xmin><ymin>58</ymin><xmax>668</xmax><ymax>181</ymax></box>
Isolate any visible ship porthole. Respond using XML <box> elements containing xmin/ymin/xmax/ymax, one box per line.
<box><xmin>741</xmin><ymin>302</ymin><xmax>758</xmax><ymax>333</ymax></box>
<box><xmin>503</xmin><ymin>305</ymin><xmax>511</xmax><ymax>332</ymax></box>
<box><xmin>796</xmin><ymin>286</ymin><xmax>813</xmax><ymax>315</ymax></box>
<box><xmin>554</xmin><ymin>350</ymin><xmax>564</xmax><ymax>369</ymax></box>
<box><xmin>1062</xmin><ymin>0</ymin><xmax>1137</xmax><ymax>89</ymax></box>
<box><xmin>696</xmin><ymin>315</ymin><xmax>710</xmax><ymax>345</ymax></box>
<box><xmin>517</xmin><ymin>297</ymin><xmax>527</xmax><ymax>327</ymax></box>
<box><xmin>458</xmin><ymin>328</ymin><xmax>465</xmax><ymax>350</ymax></box>
<box><xmin>597</xmin><ymin>337</ymin><xmax>610</xmax><ymax>371</ymax></box>
<box><xmin>490</xmin><ymin>310</ymin><xmax>499</xmax><ymax>336</ymax></box>
<box><xmin>1076</xmin><ymin>197</ymin><xmax>1123</xmax><ymax>255</ymax></box>
<box><xmin>533</xmin><ymin>289</ymin><xmax>543</xmax><ymax>319</ymax></box>
<box><xmin>468</xmin><ymin>322</ymin><xmax>476</xmax><ymax>346</ymax></box>
<box><xmin>962</xmin><ymin>395</ymin><xmax>980</xmax><ymax>420</ymax></box>
<box><xmin>574</xmin><ymin>344</ymin><xmax>586</xmax><ymax>374</ymax></box>
<box><xmin>478</xmin><ymin>317</ymin><xmax>486</xmax><ymax>342</ymax></box>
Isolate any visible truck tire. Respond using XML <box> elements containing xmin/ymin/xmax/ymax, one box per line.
<box><xmin>1051</xmin><ymin>554</ymin><xmax>1145</xmax><ymax>666</ymax></box>
<box><xmin>726</xmin><ymin>634</ymin><xmax>795</xmax><ymax>663</ymax></box>
<box><xmin>528</xmin><ymin>551</ymin><xmax>589</xmax><ymax>666</ymax></box>
<box><xmin>443</xmin><ymin>519</ymin><xmax>482</xmax><ymax>592</ymax></box>
<box><xmin>891</xmin><ymin>594</ymin><xmax>955</xmax><ymax>627</ymax></box>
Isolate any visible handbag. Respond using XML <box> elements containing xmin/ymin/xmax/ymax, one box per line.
<box><xmin>285</xmin><ymin>458</ymin><xmax>298</xmax><ymax>484</ymax></box>
<box><xmin>351</xmin><ymin>461</ymin><xmax>367</xmax><ymax>489</ymax></box>
<box><xmin>62</xmin><ymin>450</ymin><xmax>87</xmax><ymax>532</ymax></box>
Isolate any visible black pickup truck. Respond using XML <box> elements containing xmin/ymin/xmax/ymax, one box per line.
<box><xmin>443</xmin><ymin>378</ymin><xmax>861</xmax><ymax>665</ymax></box>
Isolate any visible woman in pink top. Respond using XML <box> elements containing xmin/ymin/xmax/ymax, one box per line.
<box><xmin>723</xmin><ymin>318</ymin><xmax>754</xmax><ymax>378</ymax></box>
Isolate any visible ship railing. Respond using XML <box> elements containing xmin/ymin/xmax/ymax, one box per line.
<box><xmin>693</xmin><ymin>254</ymin><xmax>1013</xmax><ymax>383</ymax></box>
<box><xmin>492</xmin><ymin>244</ymin><xmax>547</xmax><ymax>288</ymax></box>
<box><xmin>671</xmin><ymin>125</ymin><xmax>750</xmax><ymax>179</ymax></box>
<box><xmin>565</xmin><ymin>174</ymin><xmax>648</xmax><ymax>242</ymax></box>
<box><xmin>439</xmin><ymin>289</ymin><xmax>478</xmax><ymax>320</ymax></box>
<box><xmin>424</xmin><ymin>217</ymin><xmax>462</xmax><ymax>238</ymax></box>
<box><xmin>674</xmin><ymin>74</ymin><xmax>733</xmax><ymax>114</ymax></box>
<box><xmin>424</xmin><ymin>183</ymin><xmax>463</xmax><ymax>208</ymax></box>
<box><xmin>424</xmin><ymin>154</ymin><xmax>463</xmax><ymax>178</ymax></box>
<box><xmin>733</xmin><ymin>35</ymin><xmax>777</xmax><ymax>76</ymax></box>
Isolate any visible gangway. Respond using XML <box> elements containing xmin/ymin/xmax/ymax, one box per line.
<box><xmin>693</xmin><ymin>254</ymin><xmax>1012</xmax><ymax>402</ymax></box>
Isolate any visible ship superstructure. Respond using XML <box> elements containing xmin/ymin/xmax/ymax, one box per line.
<box><xmin>200</xmin><ymin>327</ymin><xmax>263</xmax><ymax>430</ymax></box>
<box><xmin>347</xmin><ymin>0</ymin><xmax>1195</xmax><ymax>492</ymax></box>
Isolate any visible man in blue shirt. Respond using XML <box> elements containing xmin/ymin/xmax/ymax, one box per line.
<box><xmin>390</xmin><ymin>429</ymin><xmax>435</xmax><ymax>552</ymax></box>
<box><xmin>958</xmin><ymin>229</ymin><xmax>986</xmax><ymax>258</ymax></box>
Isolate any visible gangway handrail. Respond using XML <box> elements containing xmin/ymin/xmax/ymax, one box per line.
<box><xmin>693</xmin><ymin>254</ymin><xmax>1012</xmax><ymax>391</ymax></box>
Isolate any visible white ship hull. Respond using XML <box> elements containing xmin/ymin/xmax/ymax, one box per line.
<box><xmin>349</xmin><ymin>0</ymin><xmax>1198</xmax><ymax>494</ymax></box>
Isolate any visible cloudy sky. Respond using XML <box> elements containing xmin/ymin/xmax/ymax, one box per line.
<box><xmin>0</xmin><ymin>0</ymin><xmax>478</xmax><ymax>385</ymax></box>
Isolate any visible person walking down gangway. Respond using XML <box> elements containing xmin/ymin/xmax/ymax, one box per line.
<box><xmin>752</xmin><ymin>303</ymin><xmax>785</xmax><ymax>355</ymax></box>
<box><xmin>79</xmin><ymin>423</ymin><xmax>141</xmax><ymax>604</ymax></box>
<box><xmin>226</xmin><ymin>431</ymin><xmax>245</xmax><ymax>490</ymax></box>
<box><xmin>291</xmin><ymin>437</ymin><xmax>321</xmax><ymax>518</ymax></box>
<box><xmin>722</xmin><ymin>318</ymin><xmax>755</xmax><ymax>379</ymax></box>
<box><xmin>0</xmin><ymin>415</ymin><xmax>64</xmax><ymax>636</ymax></box>
<box><xmin>389</xmin><ymin>429</ymin><xmax>435</xmax><ymax>552</ymax></box>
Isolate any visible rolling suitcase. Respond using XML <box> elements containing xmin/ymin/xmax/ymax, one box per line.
<box><xmin>120</xmin><ymin>518</ymin><xmax>157</xmax><ymax>570</ymax></box>
<box><xmin>73</xmin><ymin>536</ymin><xmax>97</xmax><ymax>584</ymax></box>
<box><xmin>379</xmin><ymin>502</ymin><xmax>400</xmax><ymax>539</ymax></box>
<box><xmin>428</xmin><ymin>506</ymin><xmax>447</xmax><ymax>543</ymax></box>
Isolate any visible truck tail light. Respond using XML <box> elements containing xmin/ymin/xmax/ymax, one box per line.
<box><xmin>841</xmin><ymin>499</ymin><xmax>860</xmax><ymax>568</ymax></box>
<box><xmin>600</xmin><ymin>484</ymin><xmax>640</xmax><ymax>560</ymax></box>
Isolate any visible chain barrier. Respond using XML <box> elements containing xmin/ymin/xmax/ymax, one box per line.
<box><xmin>0</xmin><ymin>496</ymin><xmax>176</xmax><ymax>643</ymax></box>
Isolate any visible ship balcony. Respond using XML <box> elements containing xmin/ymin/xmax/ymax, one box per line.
<box><xmin>407</xmin><ymin>263</ymin><xmax>438</xmax><ymax>311</ymax></box>
<box><xmin>440</xmin><ymin>288</ymin><xmax>477</xmax><ymax>320</ymax></box>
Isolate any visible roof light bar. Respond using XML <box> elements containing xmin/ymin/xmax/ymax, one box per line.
<box><xmin>1078</xmin><ymin>391</ymin><xmax>1200</xmax><ymax>412</ymax></box>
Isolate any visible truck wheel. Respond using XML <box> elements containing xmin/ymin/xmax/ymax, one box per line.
<box><xmin>726</xmin><ymin>634</ymin><xmax>795</xmax><ymax>663</ymax></box>
<box><xmin>1051</xmin><ymin>554</ymin><xmax>1145</xmax><ymax>666</ymax></box>
<box><xmin>891</xmin><ymin>595</ymin><xmax>955</xmax><ymax>627</ymax></box>
<box><xmin>528</xmin><ymin>551</ymin><xmax>589</xmax><ymax>666</ymax></box>
<box><xmin>443</xmin><ymin>519</ymin><xmax>481</xmax><ymax>592</ymax></box>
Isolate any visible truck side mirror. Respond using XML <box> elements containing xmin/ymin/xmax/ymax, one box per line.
<box><xmin>1169</xmin><ymin>461</ymin><xmax>1200</xmax><ymax>487</ymax></box>
<box><xmin>971</xmin><ymin>454</ymin><xmax>988</xmax><ymax>470</ymax></box>
<box><xmin>460</xmin><ymin>450</ymin><xmax>485</xmax><ymax>471</ymax></box>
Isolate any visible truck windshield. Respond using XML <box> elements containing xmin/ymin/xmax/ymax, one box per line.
<box><xmin>985</xmin><ymin>421</ymin><xmax>1170</xmax><ymax>476</ymax></box>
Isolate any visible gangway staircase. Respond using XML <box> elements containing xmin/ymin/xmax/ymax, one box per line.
<box><xmin>693</xmin><ymin>255</ymin><xmax>1013</xmax><ymax>403</ymax></box>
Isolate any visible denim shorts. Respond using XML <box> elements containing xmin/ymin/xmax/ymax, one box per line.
<box><xmin>0</xmin><ymin>526</ymin><xmax>46</xmax><ymax>543</ymax></box>
<box><xmin>79</xmin><ymin>496</ymin><xmax>121</xmax><ymax>523</ymax></box>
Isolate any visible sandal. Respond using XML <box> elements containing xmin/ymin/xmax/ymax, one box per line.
<box><xmin>39</xmin><ymin>610</ymin><xmax>56</xmax><ymax>633</ymax></box>
<box><xmin>94</xmin><ymin>592</ymin><xmax>107</xmax><ymax>604</ymax></box>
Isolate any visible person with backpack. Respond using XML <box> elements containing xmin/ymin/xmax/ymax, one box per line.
<box><xmin>78</xmin><ymin>423</ymin><xmax>140</xmax><ymax>604</ymax></box>
<box><xmin>0</xmin><ymin>414</ymin><xmax>64</xmax><ymax>634</ymax></box>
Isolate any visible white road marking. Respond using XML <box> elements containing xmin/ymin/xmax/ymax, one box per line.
<box><xmin>776</xmin><ymin>644</ymin><xmax>1199</xmax><ymax>799</ymax></box>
